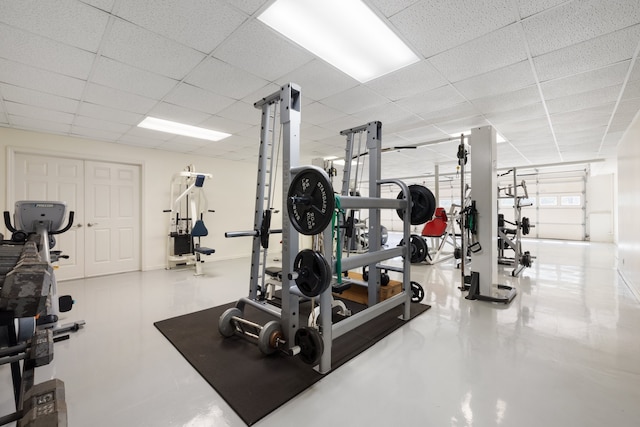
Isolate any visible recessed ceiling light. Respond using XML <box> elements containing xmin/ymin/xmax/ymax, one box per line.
<box><xmin>137</xmin><ymin>117</ymin><xmax>231</xmax><ymax>142</ymax></box>
<box><xmin>258</xmin><ymin>0</ymin><xmax>420</xmax><ymax>83</ymax></box>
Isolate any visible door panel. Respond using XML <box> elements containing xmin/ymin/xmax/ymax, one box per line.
<box><xmin>12</xmin><ymin>153</ymin><xmax>141</xmax><ymax>280</ymax></box>
<box><xmin>84</xmin><ymin>161</ymin><xmax>140</xmax><ymax>277</ymax></box>
<box><xmin>13</xmin><ymin>153</ymin><xmax>85</xmax><ymax>280</ymax></box>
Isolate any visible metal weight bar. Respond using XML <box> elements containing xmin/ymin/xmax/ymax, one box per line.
<box><xmin>224</xmin><ymin>229</ymin><xmax>282</xmax><ymax>238</ymax></box>
<box><xmin>218</xmin><ymin>308</ymin><xmax>285</xmax><ymax>355</ymax></box>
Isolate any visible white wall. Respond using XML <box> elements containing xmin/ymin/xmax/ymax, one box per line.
<box><xmin>586</xmin><ymin>173</ymin><xmax>615</xmax><ymax>242</ymax></box>
<box><xmin>617</xmin><ymin>115</ymin><xmax>640</xmax><ymax>298</ymax></box>
<box><xmin>1</xmin><ymin>127</ymin><xmax>260</xmax><ymax>271</ymax></box>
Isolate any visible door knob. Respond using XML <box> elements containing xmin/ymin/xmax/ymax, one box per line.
<box><xmin>75</xmin><ymin>224</ymin><xmax>83</xmax><ymax>228</ymax></box>
<box><xmin>87</xmin><ymin>222</ymin><xmax>99</xmax><ymax>227</ymax></box>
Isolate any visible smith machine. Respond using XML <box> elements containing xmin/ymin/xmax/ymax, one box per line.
<box><xmin>219</xmin><ymin>83</ymin><xmax>430</xmax><ymax>373</ymax></box>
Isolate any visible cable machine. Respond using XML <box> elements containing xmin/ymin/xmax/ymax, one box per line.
<box><xmin>497</xmin><ymin>168</ymin><xmax>535</xmax><ymax>276</ymax></box>
<box><xmin>164</xmin><ymin>165</ymin><xmax>215</xmax><ymax>275</ymax></box>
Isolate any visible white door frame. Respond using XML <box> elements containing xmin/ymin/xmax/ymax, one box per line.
<box><xmin>5</xmin><ymin>145</ymin><xmax>146</xmax><ymax>274</ymax></box>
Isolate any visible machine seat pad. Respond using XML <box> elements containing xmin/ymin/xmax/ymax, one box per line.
<box><xmin>265</xmin><ymin>267</ymin><xmax>283</xmax><ymax>280</ymax></box>
<box><xmin>194</xmin><ymin>247</ymin><xmax>215</xmax><ymax>255</ymax></box>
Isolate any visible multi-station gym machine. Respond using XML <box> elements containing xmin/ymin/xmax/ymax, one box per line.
<box><xmin>218</xmin><ymin>83</ymin><xmax>430</xmax><ymax>373</ymax></box>
<box><xmin>164</xmin><ymin>165</ymin><xmax>215</xmax><ymax>275</ymax></box>
<box><xmin>497</xmin><ymin>168</ymin><xmax>535</xmax><ymax>276</ymax></box>
<box><xmin>456</xmin><ymin>127</ymin><xmax>517</xmax><ymax>304</ymax></box>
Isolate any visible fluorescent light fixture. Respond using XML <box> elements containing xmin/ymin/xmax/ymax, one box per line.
<box><xmin>258</xmin><ymin>0</ymin><xmax>420</xmax><ymax>83</ymax></box>
<box><xmin>137</xmin><ymin>117</ymin><xmax>231</xmax><ymax>141</ymax></box>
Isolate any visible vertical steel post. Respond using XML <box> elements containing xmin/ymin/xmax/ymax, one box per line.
<box><xmin>280</xmin><ymin>83</ymin><xmax>302</xmax><ymax>348</ymax></box>
<box><xmin>366</xmin><ymin>122</ymin><xmax>382</xmax><ymax>307</ymax></box>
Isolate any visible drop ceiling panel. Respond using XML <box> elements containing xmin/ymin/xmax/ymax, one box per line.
<box><xmin>368</xmin><ymin>0</ymin><xmax>421</xmax><ymax>17</ymax></box>
<box><xmin>303</xmin><ymin>102</ymin><xmax>348</xmax><ymax>126</ymax></box>
<box><xmin>9</xmin><ymin>115</ymin><xmax>72</xmax><ymax>134</ymax></box>
<box><xmin>214</xmin><ymin>21</ymin><xmax>314</xmax><ymax>81</ymax></box>
<box><xmin>418</xmin><ymin>103</ymin><xmax>479</xmax><ymax>125</ymax></box>
<box><xmin>240</xmin><ymin>82</ymin><xmax>281</xmax><ymax>105</ymax></box>
<box><xmin>5</xmin><ymin>101</ymin><xmax>75</xmax><ymax>124</ymax></box>
<box><xmin>123</xmin><ymin>126</ymin><xmax>177</xmax><ymax>142</ymax></box>
<box><xmin>622</xmin><ymin>79</ymin><xmax>640</xmax><ymax>100</ymax></box>
<box><xmin>321</xmin><ymin>86</ymin><xmax>391</xmax><ymax>115</ymax></box>
<box><xmin>517</xmin><ymin>0</ymin><xmax>567</xmax><ymax>19</ymax></box>
<box><xmin>163</xmin><ymin>83</ymin><xmax>235</xmax><ymax>115</ymax></box>
<box><xmin>534</xmin><ymin>25</ymin><xmax>640</xmax><ymax>82</ymax></box>
<box><xmin>0</xmin><ymin>58</ymin><xmax>86</xmax><ymax>99</ymax></box>
<box><xmin>199</xmin><ymin>115</ymin><xmax>254</xmax><ymax>135</ymax></box>
<box><xmin>102</xmin><ymin>19</ymin><xmax>206</xmax><ymax>80</ymax></box>
<box><xmin>397</xmin><ymin>85</ymin><xmax>467</xmax><ymax>116</ymax></box>
<box><xmin>352</xmin><ymin>102</ymin><xmax>417</xmax><ymax>127</ymax></box>
<box><xmin>217</xmin><ymin>101</ymin><xmax>260</xmax><ymax>125</ymax></box>
<box><xmin>71</xmin><ymin>125</ymin><xmax>123</xmax><ymax>141</ymax></box>
<box><xmin>454</xmin><ymin>61</ymin><xmax>536</xmax><ymax>100</ymax></box>
<box><xmin>80</xmin><ymin>0</ymin><xmax>113</xmax><ymax>10</ymax></box>
<box><xmin>522</xmin><ymin>0</ymin><xmax>640</xmax><ymax>56</ymax></box>
<box><xmin>73</xmin><ymin>115</ymin><xmax>132</xmax><ymax>133</ymax></box>
<box><xmin>0</xmin><ymin>83</ymin><xmax>79</xmax><ymax>114</ymax></box>
<box><xmin>84</xmin><ymin>83</ymin><xmax>157</xmax><ymax>114</ymax></box>
<box><xmin>429</xmin><ymin>24</ymin><xmax>527</xmax><ymax>83</ymax></box>
<box><xmin>367</xmin><ymin>60</ymin><xmax>447</xmax><ymax>101</ymax></box>
<box><xmin>471</xmin><ymin>85</ymin><xmax>542</xmax><ymax>114</ymax></box>
<box><xmin>485</xmin><ymin>102</ymin><xmax>547</xmax><ymax>125</ymax></box>
<box><xmin>276</xmin><ymin>60</ymin><xmax>359</xmax><ymax>102</ymax></box>
<box><xmin>115</xmin><ymin>0</ymin><xmax>247</xmax><ymax>53</ymax></box>
<box><xmin>91</xmin><ymin>57</ymin><xmax>177</xmax><ymax>99</ymax></box>
<box><xmin>0</xmin><ymin>24</ymin><xmax>95</xmax><ymax>79</ymax></box>
<box><xmin>185</xmin><ymin>57</ymin><xmax>270</xmax><ymax>100</ymax></box>
<box><xmin>77</xmin><ymin>102</ymin><xmax>144</xmax><ymax>125</ymax></box>
<box><xmin>545</xmin><ymin>85</ymin><xmax>622</xmax><ymax>114</ymax></box>
<box><xmin>0</xmin><ymin>0</ymin><xmax>110</xmax><ymax>52</ymax></box>
<box><xmin>115</xmin><ymin>135</ymin><xmax>163</xmax><ymax>148</ymax></box>
<box><xmin>435</xmin><ymin>116</ymin><xmax>491</xmax><ymax>134</ymax></box>
<box><xmin>394</xmin><ymin>124</ymin><xmax>451</xmax><ymax>142</ymax></box>
<box><xmin>540</xmin><ymin>61</ymin><xmax>630</xmax><ymax>100</ymax></box>
<box><xmin>227</xmin><ymin>0</ymin><xmax>270</xmax><ymax>15</ymax></box>
<box><xmin>390</xmin><ymin>0</ymin><xmax>515</xmax><ymax>57</ymax></box>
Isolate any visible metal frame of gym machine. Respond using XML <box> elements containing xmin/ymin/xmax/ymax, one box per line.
<box><xmin>497</xmin><ymin>168</ymin><xmax>534</xmax><ymax>277</ymax></box>
<box><xmin>313</xmin><ymin>121</ymin><xmax>414</xmax><ymax>373</ymax></box>
<box><xmin>220</xmin><ymin>85</ymin><xmax>415</xmax><ymax>374</ymax></box>
<box><xmin>458</xmin><ymin>127</ymin><xmax>517</xmax><ymax>304</ymax></box>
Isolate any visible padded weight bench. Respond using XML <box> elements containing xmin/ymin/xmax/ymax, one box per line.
<box><xmin>191</xmin><ymin>219</ymin><xmax>215</xmax><ymax>275</ymax></box>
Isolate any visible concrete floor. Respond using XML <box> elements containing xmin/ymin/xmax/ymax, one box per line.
<box><xmin>2</xmin><ymin>238</ymin><xmax>639</xmax><ymax>426</ymax></box>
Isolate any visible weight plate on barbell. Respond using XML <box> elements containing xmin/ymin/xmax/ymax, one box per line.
<box><xmin>258</xmin><ymin>320</ymin><xmax>283</xmax><ymax>355</ymax></box>
<box><xmin>293</xmin><ymin>249</ymin><xmax>332</xmax><ymax>297</ymax></box>
<box><xmin>521</xmin><ymin>217</ymin><xmax>530</xmax><ymax>236</ymax></box>
<box><xmin>399</xmin><ymin>234</ymin><xmax>428</xmax><ymax>264</ymax></box>
<box><xmin>396</xmin><ymin>185</ymin><xmax>436</xmax><ymax>225</ymax></box>
<box><xmin>295</xmin><ymin>327</ymin><xmax>324</xmax><ymax>365</ymax></box>
<box><xmin>287</xmin><ymin>167</ymin><xmax>335</xmax><ymax>235</ymax></box>
<box><xmin>218</xmin><ymin>307</ymin><xmax>241</xmax><ymax>338</ymax></box>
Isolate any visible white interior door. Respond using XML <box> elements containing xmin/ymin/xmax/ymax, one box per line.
<box><xmin>84</xmin><ymin>161</ymin><xmax>141</xmax><ymax>277</ymax></box>
<box><xmin>12</xmin><ymin>153</ymin><xmax>141</xmax><ymax>279</ymax></box>
<box><xmin>13</xmin><ymin>153</ymin><xmax>85</xmax><ymax>280</ymax></box>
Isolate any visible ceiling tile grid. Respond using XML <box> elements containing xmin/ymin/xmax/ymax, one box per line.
<box><xmin>522</xmin><ymin>0</ymin><xmax>640</xmax><ymax>57</ymax></box>
<box><xmin>0</xmin><ymin>0</ymin><xmax>110</xmax><ymax>52</ymax></box>
<box><xmin>114</xmin><ymin>0</ymin><xmax>248</xmax><ymax>54</ymax></box>
<box><xmin>390</xmin><ymin>0</ymin><xmax>515</xmax><ymax>57</ymax></box>
<box><xmin>1</xmin><ymin>0</ymin><xmax>639</xmax><ymax>173</ymax></box>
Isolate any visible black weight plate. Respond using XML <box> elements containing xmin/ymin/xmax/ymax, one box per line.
<box><xmin>410</xmin><ymin>281</ymin><xmax>424</xmax><ymax>303</ymax></box>
<box><xmin>396</xmin><ymin>185</ymin><xmax>436</xmax><ymax>225</ymax></box>
<box><xmin>287</xmin><ymin>167</ymin><xmax>335</xmax><ymax>235</ymax></box>
<box><xmin>295</xmin><ymin>327</ymin><xmax>324</xmax><ymax>365</ymax></box>
<box><xmin>293</xmin><ymin>249</ymin><xmax>331</xmax><ymax>297</ymax></box>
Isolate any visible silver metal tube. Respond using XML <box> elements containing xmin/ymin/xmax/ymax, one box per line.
<box><xmin>332</xmin><ymin>292</ymin><xmax>408</xmax><ymax>339</ymax></box>
<box><xmin>339</xmin><ymin>247</ymin><xmax>404</xmax><ymax>271</ymax></box>
<box><xmin>338</xmin><ymin>196</ymin><xmax>405</xmax><ymax>210</ymax></box>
